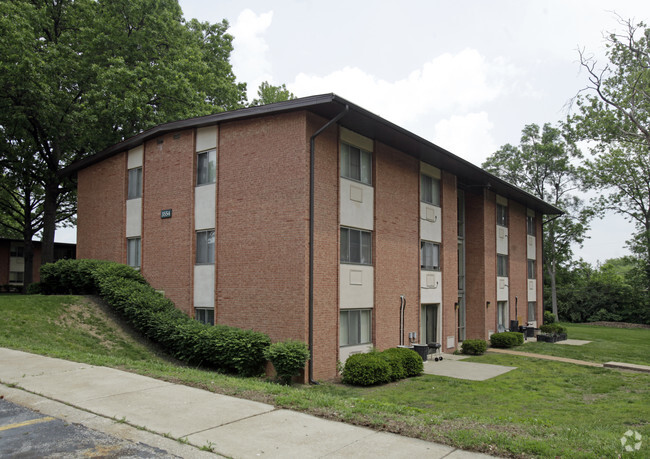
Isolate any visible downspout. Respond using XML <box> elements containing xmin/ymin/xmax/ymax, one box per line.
<box><xmin>309</xmin><ymin>104</ymin><xmax>349</xmax><ymax>384</ymax></box>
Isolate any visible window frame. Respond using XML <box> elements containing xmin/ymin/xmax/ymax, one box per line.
<box><xmin>496</xmin><ymin>203</ymin><xmax>508</xmax><ymax>227</ymax></box>
<box><xmin>420</xmin><ymin>240</ymin><xmax>441</xmax><ymax>271</ymax></box>
<box><xmin>497</xmin><ymin>301</ymin><xmax>509</xmax><ymax>329</ymax></box>
<box><xmin>340</xmin><ymin>227</ymin><xmax>372</xmax><ymax>265</ymax></box>
<box><xmin>127</xmin><ymin>237</ymin><xmax>141</xmax><ymax>269</ymax></box>
<box><xmin>527</xmin><ymin>259</ymin><xmax>536</xmax><ymax>279</ymax></box>
<box><xmin>196</xmin><ymin>229</ymin><xmax>215</xmax><ymax>264</ymax></box>
<box><xmin>420</xmin><ymin>173</ymin><xmax>441</xmax><ymax>206</ymax></box>
<box><xmin>528</xmin><ymin>301</ymin><xmax>536</xmax><ymax>322</ymax></box>
<box><xmin>341</xmin><ymin>142</ymin><xmax>372</xmax><ymax>185</ymax></box>
<box><xmin>127</xmin><ymin>167</ymin><xmax>143</xmax><ymax>199</ymax></box>
<box><xmin>497</xmin><ymin>254</ymin><xmax>508</xmax><ymax>277</ymax></box>
<box><xmin>527</xmin><ymin>215</ymin><xmax>536</xmax><ymax>236</ymax></box>
<box><xmin>9</xmin><ymin>271</ymin><xmax>24</xmax><ymax>283</ymax></box>
<box><xmin>339</xmin><ymin>309</ymin><xmax>372</xmax><ymax>347</ymax></box>
<box><xmin>196</xmin><ymin>149</ymin><xmax>217</xmax><ymax>186</ymax></box>
<box><xmin>195</xmin><ymin>307</ymin><xmax>215</xmax><ymax>325</ymax></box>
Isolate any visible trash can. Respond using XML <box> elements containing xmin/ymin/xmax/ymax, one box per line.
<box><xmin>526</xmin><ymin>327</ymin><xmax>535</xmax><ymax>338</ymax></box>
<box><xmin>412</xmin><ymin>344</ymin><xmax>429</xmax><ymax>362</ymax></box>
<box><xmin>510</xmin><ymin>320</ymin><xmax>519</xmax><ymax>332</ymax></box>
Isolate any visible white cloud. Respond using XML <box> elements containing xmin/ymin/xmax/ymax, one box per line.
<box><xmin>228</xmin><ymin>9</ymin><xmax>274</xmax><ymax>100</ymax></box>
<box><xmin>290</xmin><ymin>49</ymin><xmax>520</xmax><ymax>126</ymax></box>
<box><xmin>432</xmin><ymin>113</ymin><xmax>496</xmax><ymax>166</ymax></box>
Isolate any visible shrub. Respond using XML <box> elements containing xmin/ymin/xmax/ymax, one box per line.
<box><xmin>461</xmin><ymin>339</ymin><xmax>487</xmax><ymax>355</ymax></box>
<box><xmin>264</xmin><ymin>340</ymin><xmax>310</xmax><ymax>384</ymax></box>
<box><xmin>543</xmin><ymin>310</ymin><xmax>556</xmax><ymax>324</ymax></box>
<box><xmin>342</xmin><ymin>353</ymin><xmax>391</xmax><ymax>386</ymax></box>
<box><xmin>490</xmin><ymin>331</ymin><xmax>524</xmax><ymax>348</ymax></box>
<box><xmin>38</xmin><ymin>259</ymin><xmax>271</xmax><ymax>376</ymax></box>
<box><xmin>540</xmin><ymin>323</ymin><xmax>567</xmax><ymax>335</ymax></box>
<box><xmin>378</xmin><ymin>349</ymin><xmax>406</xmax><ymax>381</ymax></box>
<box><xmin>382</xmin><ymin>347</ymin><xmax>423</xmax><ymax>377</ymax></box>
<box><xmin>26</xmin><ymin>282</ymin><xmax>42</xmax><ymax>295</ymax></box>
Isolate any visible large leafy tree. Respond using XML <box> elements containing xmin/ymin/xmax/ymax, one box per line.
<box><xmin>0</xmin><ymin>0</ymin><xmax>246</xmax><ymax>278</ymax></box>
<box><xmin>483</xmin><ymin>123</ymin><xmax>592</xmax><ymax>321</ymax></box>
<box><xmin>572</xmin><ymin>19</ymin><xmax>650</xmax><ymax>306</ymax></box>
<box><xmin>249</xmin><ymin>81</ymin><xmax>296</xmax><ymax>106</ymax></box>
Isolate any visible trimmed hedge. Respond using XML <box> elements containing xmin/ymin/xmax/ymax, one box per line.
<box><xmin>544</xmin><ymin>310</ymin><xmax>556</xmax><ymax>324</ymax></box>
<box><xmin>342</xmin><ymin>347</ymin><xmax>423</xmax><ymax>386</ymax></box>
<box><xmin>490</xmin><ymin>331</ymin><xmax>524</xmax><ymax>348</ymax></box>
<box><xmin>264</xmin><ymin>339</ymin><xmax>310</xmax><ymax>384</ymax></box>
<box><xmin>540</xmin><ymin>323</ymin><xmax>567</xmax><ymax>335</ymax></box>
<box><xmin>39</xmin><ymin>259</ymin><xmax>270</xmax><ymax>376</ymax></box>
<box><xmin>461</xmin><ymin>339</ymin><xmax>487</xmax><ymax>355</ymax></box>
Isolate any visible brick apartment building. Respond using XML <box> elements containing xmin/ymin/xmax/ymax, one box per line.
<box><xmin>0</xmin><ymin>238</ymin><xmax>76</xmax><ymax>291</ymax></box>
<box><xmin>64</xmin><ymin>94</ymin><xmax>561</xmax><ymax>381</ymax></box>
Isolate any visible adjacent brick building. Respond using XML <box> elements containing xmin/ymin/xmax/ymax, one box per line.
<box><xmin>64</xmin><ymin>94</ymin><xmax>561</xmax><ymax>381</ymax></box>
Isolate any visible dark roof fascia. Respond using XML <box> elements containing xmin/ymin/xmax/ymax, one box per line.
<box><xmin>62</xmin><ymin>93</ymin><xmax>562</xmax><ymax>215</ymax></box>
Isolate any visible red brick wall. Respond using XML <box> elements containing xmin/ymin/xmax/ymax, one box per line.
<box><xmin>216</xmin><ymin>112</ymin><xmax>309</xmax><ymax>346</ymax></box>
<box><xmin>141</xmin><ymin>129</ymin><xmax>195</xmax><ymax>315</ymax></box>
<box><xmin>374</xmin><ymin>142</ymin><xmax>420</xmax><ymax>351</ymax></box>
<box><xmin>441</xmin><ymin>171</ymin><xmax>458</xmax><ymax>350</ymax></box>
<box><xmin>310</xmin><ymin>113</ymin><xmax>340</xmax><ymax>380</ymax></box>
<box><xmin>77</xmin><ymin>153</ymin><xmax>126</xmax><ymax>262</ymax></box>
<box><xmin>508</xmin><ymin>201</ymin><xmax>527</xmax><ymax>324</ymax></box>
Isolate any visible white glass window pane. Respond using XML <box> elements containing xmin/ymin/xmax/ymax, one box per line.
<box><xmin>349</xmin><ymin>230</ymin><xmax>361</xmax><ymax>263</ymax></box>
<box><xmin>528</xmin><ymin>302</ymin><xmax>536</xmax><ymax>321</ymax></box>
<box><xmin>431</xmin><ymin>178</ymin><xmax>440</xmax><ymax>206</ymax></box>
<box><xmin>340</xmin><ymin>311</ymin><xmax>349</xmax><ymax>346</ymax></box>
<box><xmin>360</xmin><ymin>150</ymin><xmax>371</xmax><ymax>185</ymax></box>
<box><xmin>197</xmin><ymin>232</ymin><xmax>207</xmax><ymax>263</ymax></box>
<box><xmin>361</xmin><ymin>231</ymin><xmax>371</xmax><ymax>265</ymax></box>
<box><xmin>208</xmin><ymin>150</ymin><xmax>216</xmax><ymax>183</ymax></box>
<box><xmin>421</xmin><ymin>174</ymin><xmax>432</xmax><ymax>203</ymax></box>
<box><xmin>349</xmin><ymin>310</ymin><xmax>360</xmax><ymax>345</ymax></box>
<box><xmin>207</xmin><ymin>230</ymin><xmax>215</xmax><ymax>264</ymax></box>
<box><xmin>340</xmin><ymin>228</ymin><xmax>349</xmax><ymax>262</ymax></box>
<box><xmin>349</xmin><ymin>146</ymin><xmax>360</xmax><ymax>181</ymax></box>
<box><xmin>341</xmin><ymin>143</ymin><xmax>350</xmax><ymax>179</ymax></box>
<box><xmin>128</xmin><ymin>168</ymin><xmax>142</xmax><ymax>199</ymax></box>
<box><xmin>432</xmin><ymin>243</ymin><xmax>440</xmax><ymax>269</ymax></box>
<box><xmin>360</xmin><ymin>310</ymin><xmax>371</xmax><ymax>343</ymax></box>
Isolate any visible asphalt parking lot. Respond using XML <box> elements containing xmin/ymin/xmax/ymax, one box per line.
<box><xmin>0</xmin><ymin>398</ymin><xmax>178</xmax><ymax>458</ymax></box>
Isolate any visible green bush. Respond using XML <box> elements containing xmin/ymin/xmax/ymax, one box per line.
<box><xmin>264</xmin><ymin>340</ymin><xmax>310</xmax><ymax>384</ymax></box>
<box><xmin>461</xmin><ymin>339</ymin><xmax>487</xmax><ymax>355</ymax></box>
<box><xmin>540</xmin><ymin>323</ymin><xmax>567</xmax><ymax>335</ymax></box>
<box><xmin>490</xmin><ymin>331</ymin><xmax>524</xmax><ymax>348</ymax></box>
<box><xmin>378</xmin><ymin>349</ymin><xmax>406</xmax><ymax>381</ymax></box>
<box><xmin>381</xmin><ymin>347</ymin><xmax>423</xmax><ymax>377</ymax></box>
<box><xmin>342</xmin><ymin>352</ymin><xmax>392</xmax><ymax>386</ymax></box>
<box><xmin>543</xmin><ymin>310</ymin><xmax>556</xmax><ymax>324</ymax></box>
<box><xmin>26</xmin><ymin>282</ymin><xmax>42</xmax><ymax>295</ymax></box>
<box><xmin>38</xmin><ymin>259</ymin><xmax>270</xmax><ymax>376</ymax></box>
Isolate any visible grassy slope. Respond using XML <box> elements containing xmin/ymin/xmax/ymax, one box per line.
<box><xmin>1</xmin><ymin>295</ymin><xmax>649</xmax><ymax>458</ymax></box>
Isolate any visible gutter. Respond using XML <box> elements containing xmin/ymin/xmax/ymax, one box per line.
<box><xmin>308</xmin><ymin>104</ymin><xmax>349</xmax><ymax>384</ymax></box>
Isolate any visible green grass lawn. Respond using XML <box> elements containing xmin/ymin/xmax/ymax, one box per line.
<box><xmin>1</xmin><ymin>294</ymin><xmax>649</xmax><ymax>458</ymax></box>
<box><xmin>518</xmin><ymin>323</ymin><xmax>650</xmax><ymax>365</ymax></box>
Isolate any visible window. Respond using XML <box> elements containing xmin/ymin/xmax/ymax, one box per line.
<box><xmin>9</xmin><ymin>244</ymin><xmax>23</xmax><ymax>258</ymax></box>
<box><xmin>527</xmin><ymin>259</ymin><xmax>536</xmax><ymax>279</ymax></box>
<box><xmin>420</xmin><ymin>241</ymin><xmax>440</xmax><ymax>270</ymax></box>
<box><xmin>128</xmin><ymin>167</ymin><xmax>142</xmax><ymax>199</ymax></box>
<box><xmin>496</xmin><ymin>203</ymin><xmax>508</xmax><ymax>227</ymax></box>
<box><xmin>497</xmin><ymin>254</ymin><xmax>508</xmax><ymax>277</ymax></box>
<box><xmin>9</xmin><ymin>271</ymin><xmax>24</xmax><ymax>283</ymax></box>
<box><xmin>341</xmin><ymin>142</ymin><xmax>371</xmax><ymax>185</ymax></box>
<box><xmin>457</xmin><ymin>190</ymin><xmax>465</xmax><ymax>238</ymax></box>
<box><xmin>195</xmin><ymin>308</ymin><xmax>215</xmax><ymax>325</ymax></box>
<box><xmin>196</xmin><ymin>230</ymin><xmax>215</xmax><ymax>264</ymax></box>
<box><xmin>528</xmin><ymin>302</ymin><xmax>536</xmax><ymax>322</ymax></box>
<box><xmin>197</xmin><ymin>149</ymin><xmax>216</xmax><ymax>185</ymax></box>
<box><xmin>340</xmin><ymin>227</ymin><xmax>372</xmax><ymax>265</ymax></box>
<box><xmin>497</xmin><ymin>301</ymin><xmax>509</xmax><ymax>329</ymax></box>
<box><xmin>340</xmin><ymin>309</ymin><xmax>372</xmax><ymax>346</ymax></box>
<box><xmin>420</xmin><ymin>174</ymin><xmax>440</xmax><ymax>206</ymax></box>
<box><xmin>127</xmin><ymin>238</ymin><xmax>141</xmax><ymax>269</ymax></box>
<box><xmin>527</xmin><ymin>215</ymin><xmax>536</xmax><ymax>236</ymax></box>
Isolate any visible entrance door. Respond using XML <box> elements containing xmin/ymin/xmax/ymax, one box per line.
<box><xmin>421</xmin><ymin>304</ymin><xmax>439</xmax><ymax>344</ymax></box>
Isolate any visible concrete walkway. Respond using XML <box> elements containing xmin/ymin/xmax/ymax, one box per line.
<box><xmin>0</xmin><ymin>348</ymin><xmax>494</xmax><ymax>458</ymax></box>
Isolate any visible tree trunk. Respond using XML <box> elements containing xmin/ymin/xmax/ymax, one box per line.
<box><xmin>41</xmin><ymin>178</ymin><xmax>58</xmax><ymax>266</ymax></box>
<box><xmin>548</xmin><ymin>261</ymin><xmax>559</xmax><ymax>322</ymax></box>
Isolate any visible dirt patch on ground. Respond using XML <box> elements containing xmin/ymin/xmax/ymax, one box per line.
<box><xmin>583</xmin><ymin>321</ymin><xmax>650</xmax><ymax>329</ymax></box>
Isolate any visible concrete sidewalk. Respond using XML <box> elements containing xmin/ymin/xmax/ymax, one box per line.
<box><xmin>0</xmin><ymin>348</ymin><xmax>494</xmax><ymax>458</ymax></box>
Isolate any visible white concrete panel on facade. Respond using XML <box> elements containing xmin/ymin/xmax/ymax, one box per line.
<box><xmin>420</xmin><ymin>271</ymin><xmax>442</xmax><ymax>304</ymax></box>
<box><xmin>528</xmin><ymin>279</ymin><xmax>537</xmax><ymax>302</ymax></box>
<box><xmin>194</xmin><ymin>264</ymin><xmax>215</xmax><ymax>308</ymax></box>
<box><xmin>340</xmin><ymin>127</ymin><xmax>373</xmax><ymax>152</ymax></box>
<box><xmin>497</xmin><ymin>276</ymin><xmax>509</xmax><ymax>301</ymax></box>
<box><xmin>446</xmin><ymin>336</ymin><xmax>455</xmax><ymax>349</ymax></box>
<box><xmin>127</xmin><ymin>145</ymin><xmax>143</xmax><ymax>169</ymax></box>
<box><xmin>527</xmin><ymin>235</ymin><xmax>536</xmax><ymax>260</ymax></box>
<box><xmin>496</xmin><ymin>226</ymin><xmax>508</xmax><ymax>254</ymax></box>
<box><xmin>420</xmin><ymin>162</ymin><xmax>441</xmax><ymax>179</ymax></box>
<box><xmin>340</xmin><ymin>264</ymin><xmax>373</xmax><ymax>309</ymax></box>
<box><xmin>339</xmin><ymin>344</ymin><xmax>373</xmax><ymax>363</ymax></box>
<box><xmin>340</xmin><ymin>178</ymin><xmax>373</xmax><ymax>230</ymax></box>
<box><xmin>420</xmin><ymin>202</ymin><xmax>441</xmax><ymax>242</ymax></box>
<box><xmin>196</xmin><ymin>125</ymin><xmax>218</xmax><ymax>152</ymax></box>
<box><xmin>125</xmin><ymin>198</ymin><xmax>142</xmax><ymax>238</ymax></box>
<box><xmin>195</xmin><ymin>183</ymin><xmax>216</xmax><ymax>230</ymax></box>
<box><xmin>496</xmin><ymin>194</ymin><xmax>508</xmax><ymax>206</ymax></box>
